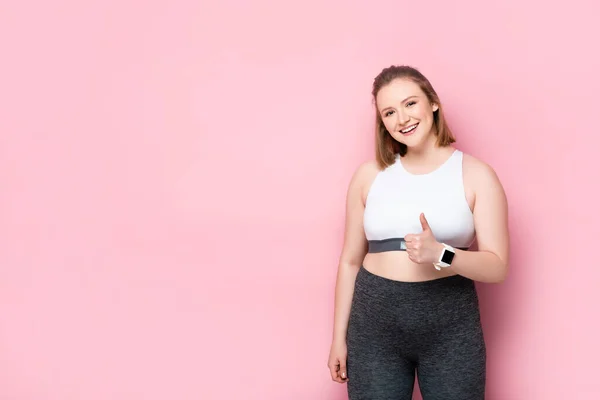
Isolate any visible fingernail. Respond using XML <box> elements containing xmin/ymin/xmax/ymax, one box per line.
<box><xmin>341</xmin><ymin>372</ymin><xmax>346</xmax><ymax>378</ymax></box>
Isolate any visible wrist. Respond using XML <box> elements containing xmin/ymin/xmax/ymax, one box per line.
<box><xmin>432</xmin><ymin>242</ymin><xmax>444</xmax><ymax>263</ymax></box>
<box><xmin>332</xmin><ymin>335</ymin><xmax>346</xmax><ymax>347</ymax></box>
<box><xmin>433</xmin><ymin>242</ymin><xmax>457</xmax><ymax>270</ymax></box>
<box><xmin>332</xmin><ymin>329</ymin><xmax>346</xmax><ymax>344</ymax></box>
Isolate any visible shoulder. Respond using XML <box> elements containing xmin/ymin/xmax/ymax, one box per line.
<box><xmin>353</xmin><ymin>159</ymin><xmax>381</xmax><ymax>181</ymax></box>
<box><xmin>347</xmin><ymin>159</ymin><xmax>382</xmax><ymax>201</ymax></box>
<box><xmin>461</xmin><ymin>151</ymin><xmax>502</xmax><ymax>187</ymax></box>
<box><xmin>461</xmin><ymin>152</ymin><xmax>507</xmax><ymax>206</ymax></box>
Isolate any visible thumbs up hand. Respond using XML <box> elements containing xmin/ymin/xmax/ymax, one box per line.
<box><xmin>404</xmin><ymin>213</ymin><xmax>444</xmax><ymax>265</ymax></box>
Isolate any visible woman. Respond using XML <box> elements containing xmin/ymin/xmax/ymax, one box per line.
<box><xmin>327</xmin><ymin>65</ymin><xmax>509</xmax><ymax>400</ymax></box>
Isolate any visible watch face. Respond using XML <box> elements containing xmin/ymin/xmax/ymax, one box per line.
<box><xmin>441</xmin><ymin>249</ymin><xmax>455</xmax><ymax>265</ymax></box>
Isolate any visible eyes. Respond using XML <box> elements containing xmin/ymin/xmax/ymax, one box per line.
<box><xmin>383</xmin><ymin>101</ymin><xmax>417</xmax><ymax>117</ymax></box>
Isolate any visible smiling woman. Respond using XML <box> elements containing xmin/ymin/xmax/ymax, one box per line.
<box><xmin>327</xmin><ymin>65</ymin><xmax>510</xmax><ymax>400</ymax></box>
<box><xmin>373</xmin><ymin>68</ymin><xmax>456</xmax><ymax>163</ymax></box>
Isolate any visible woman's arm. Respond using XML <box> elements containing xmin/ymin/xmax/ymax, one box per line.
<box><xmin>449</xmin><ymin>158</ymin><xmax>510</xmax><ymax>283</ymax></box>
<box><xmin>331</xmin><ymin>161</ymin><xmax>376</xmax><ymax>343</ymax></box>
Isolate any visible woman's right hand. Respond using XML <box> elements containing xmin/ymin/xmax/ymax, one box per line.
<box><xmin>327</xmin><ymin>340</ymin><xmax>348</xmax><ymax>383</ymax></box>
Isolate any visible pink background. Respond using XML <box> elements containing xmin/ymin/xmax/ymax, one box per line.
<box><xmin>1</xmin><ymin>0</ymin><xmax>598</xmax><ymax>399</ymax></box>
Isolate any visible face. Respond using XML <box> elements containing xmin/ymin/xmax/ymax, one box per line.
<box><xmin>376</xmin><ymin>78</ymin><xmax>439</xmax><ymax>149</ymax></box>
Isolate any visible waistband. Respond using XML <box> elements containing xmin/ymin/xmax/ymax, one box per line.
<box><xmin>355</xmin><ymin>265</ymin><xmax>478</xmax><ymax>305</ymax></box>
<box><xmin>367</xmin><ymin>238</ymin><xmax>470</xmax><ymax>253</ymax></box>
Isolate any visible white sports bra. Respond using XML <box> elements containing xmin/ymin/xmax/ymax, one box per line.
<box><xmin>363</xmin><ymin>149</ymin><xmax>475</xmax><ymax>253</ymax></box>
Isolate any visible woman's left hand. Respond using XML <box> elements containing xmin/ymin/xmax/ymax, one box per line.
<box><xmin>404</xmin><ymin>213</ymin><xmax>444</xmax><ymax>265</ymax></box>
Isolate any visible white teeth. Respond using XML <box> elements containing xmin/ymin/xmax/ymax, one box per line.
<box><xmin>401</xmin><ymin>124</ymin><xmax>418</xmax><ymax>133</ymax></box>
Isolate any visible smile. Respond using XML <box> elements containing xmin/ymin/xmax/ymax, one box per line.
<box><xmin>400</xmin><ymin>123</ymin><xmax>419</xmax><ymax>134</ymax></box>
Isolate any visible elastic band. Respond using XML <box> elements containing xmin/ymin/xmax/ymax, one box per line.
<box><xmin>367</xmin><ymin>238</ymin><xmax>469</xmax><ymax>253</ymax></box>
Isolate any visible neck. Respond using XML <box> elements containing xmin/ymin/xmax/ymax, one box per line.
<box><xmin>404</xmin><ymin>134</ymin><xmax>443</xmax><ymax>161</ymax></box>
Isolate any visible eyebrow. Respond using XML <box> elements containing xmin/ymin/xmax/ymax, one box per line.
<box><xmin>380</xmin><ymin>95</ymin><xmax>418</xmax><ymax>112</ymax></box>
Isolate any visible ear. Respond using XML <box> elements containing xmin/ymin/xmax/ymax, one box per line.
<box><xmin>432</xmin><ymin>103</ymin><xmax>439</xmax><ymax>112</ymax></box>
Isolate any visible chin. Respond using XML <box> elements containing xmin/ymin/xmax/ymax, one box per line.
<box><xmin>394</xmin><ymin>132</ymin><xmax>424</xmax><ymax>147</ymax></box>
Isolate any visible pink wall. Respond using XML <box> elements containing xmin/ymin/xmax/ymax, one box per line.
<box><xmin>1</xmin><ymin>0</ymin><xmax>598</xmax><ymax>399</ymax></box>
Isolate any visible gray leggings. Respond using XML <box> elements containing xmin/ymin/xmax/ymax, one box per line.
<box><xmin>346</xmin><ymin>266</ymin><xmax>486</xmax><ymax>400</ymax></box>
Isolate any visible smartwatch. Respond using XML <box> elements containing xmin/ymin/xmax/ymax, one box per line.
<box><xmin>434</xmin><ymin>243</ymin><xmax>456</xmax><ymax>270</ymax></box>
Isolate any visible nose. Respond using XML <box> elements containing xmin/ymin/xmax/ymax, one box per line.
<box><xmin>397</xmin><ymin>109</ymin><xmax>410</xmax><ymax>125</ymax></box>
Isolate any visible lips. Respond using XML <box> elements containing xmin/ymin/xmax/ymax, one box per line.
<box><xmin>400</xmin><ymin>123</ymin><xmax>419</xmax><ymax>135</ymax></box>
